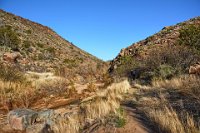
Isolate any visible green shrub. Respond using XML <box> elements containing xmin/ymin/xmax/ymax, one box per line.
<box><xmin>46</xmin><ymin>47</ymin><xmax>55</xmax><ymax>54</ymax></box>
<box><xmin>23</xmin><ymin>40</ymin><xmax>32</xmax><ymax>48</ymax></box>
<box><xmin>36</xmin><ymin>43</ymin><xmax>44</xmax><ymax>48</ymax></box>
<box><xmin>0</xmin><ymin>25</ymin><xmax>20</xmax><ymax>50</ymax></box>
<box><xmin>115</xmin><ymin>117</ymin><xmax>126</xmax><ymax>128</ymax></box>
<box><xmin>115</xmin><ymin>107</ymin><xmax>126</xmax><ymax>128</ymax></box>
<box><xmin>25</xmin><ymin>29</ymin><xmax>32</xmax><ymax>34</ymax></box>
<box><xmin>158</xmin><ymin>65</ymin><xmax>176</xmax><ymax>79</ymax></box>
<box><xmin>38</xmin><ymin>53</ymin><xmax>45</xmax><ymax>60</ymax></box>
<box><xmin>63</xmin><ymin>58</ymin><xmax>77</xmax><ymax>68</ymax></box>
<box><xmin>179</xmin><ymin>24</ymin><xmax>200</xmax><ymax>51</ymax></box>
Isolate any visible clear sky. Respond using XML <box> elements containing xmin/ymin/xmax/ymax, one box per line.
<box><xmin>0</xmin><ymin>0</ymin><xmax>200</xmax><ymax>61</ymax></box>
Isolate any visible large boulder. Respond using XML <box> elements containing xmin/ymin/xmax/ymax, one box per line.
<box><xmin>7</xmin><ymin>109</ymin><xmax>38</xmax><ymax>130</ymax></box>
<box><xmin>3</xmin><ymin>52</ymin><xmax>22</xmax><ymax>62</ymax></box>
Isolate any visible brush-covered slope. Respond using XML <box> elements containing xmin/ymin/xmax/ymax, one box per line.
<box><xmin>109</xmin><ymin>17</ymin><xmax>200</xmax><ymax>83</ymax></box>
<box><xmin>0</xmin><ymin>9</ymin><xmax>107</xmax><ymax>82</ymax></box>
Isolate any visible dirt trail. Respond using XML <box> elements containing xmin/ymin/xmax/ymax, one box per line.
<box><xmin>84</xmin><ymin>105</ymin><xmax>152</xmax><ymax>133</ymax></box>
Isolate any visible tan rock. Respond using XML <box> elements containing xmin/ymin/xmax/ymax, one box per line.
<box><xmin>189</xmin><ymin>63</ymin><xmax>200</xmax><ymax>75</ymax></box>
<box><xmin>3</xmin><ymin>52</ymin><xmax>22</xmax><ymax>62</ymax></box>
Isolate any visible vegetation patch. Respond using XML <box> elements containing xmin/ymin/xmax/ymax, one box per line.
<box><xmin>179</xmin><ymin>24</ymin><xmax>200</xmax><ymax>51</ymax></box>
<box><xmin>114</xmin><ymin>45</ymin><xmax>200</xmax><ymax>84</ymax></box>
<box><xmin>0</xmin><ymin>25</ymin><xmax>20</xmax><ymax>50</ymax></box>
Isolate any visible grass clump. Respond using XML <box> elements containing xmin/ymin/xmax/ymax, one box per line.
<box><xmin>52</xmin><ymin>80</ymin><xmax>130</xmax><ymax>133</ymax></box>
<box><xmin>133</xmin><ymin>75</ymin><xmax>200</xmax><ymax>133</ymax></box>
<box><xmin>46</xmin><ymin>47</ymin><xmax>55</xmax><ymax>54</ymax></box>
<box><xmin>115</xmin><ymin>107</ymin><xmax>126</xmax><ymax>128</ymax></box>
<box><xmin>0</xmin><ymin>64</ymin><xmax>25</xmax><ymax>83</ymax></box>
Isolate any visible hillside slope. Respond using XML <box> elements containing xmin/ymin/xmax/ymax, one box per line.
<box><xmin>109</xmin><ymin>17</ymin><xmax>200</xmax><ymax>83</ymax></box>
<box><xmin>106</xmin><ymin>17</ymin><xmax>200</xmax><ymax>133</ymax></box>
<box><xmin>0</xmin><ymin>9</ymin><xmax>107</xmax><ymax>83</ymax></box>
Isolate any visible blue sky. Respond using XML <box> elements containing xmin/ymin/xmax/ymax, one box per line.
<box><xmin>0</xmin><ymin>0</ymin><xmax>200</xmax><ymax>61</ymax></box>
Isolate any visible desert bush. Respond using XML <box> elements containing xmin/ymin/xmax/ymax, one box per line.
<box><xmin>157</xmin><ymin>64</ymin><xmax>176</xmax><ymax>79</ymax></box>
<box><xmin>38</xmin><ymin>79</ymin><xmax>69</xmax><ymax>97</ymax></box>
<box><xmin>25</xmin><ymin>29</ymin><xmax>32</xmax><ymax>34</ymax></box>
<box><xmin>36</xmin><ymin>42</ymin><xmax>44</xmax><ymax>48</ymax></box>
<box><xmin>23</xmin><ymin>40</ymin><xmax>32</xmax><ymax>48</ymax></box>
<box><xmin>63</xmin><ymin>58</ymin><xmax>77</xmax><ymax>68</ymax></box>
<box><xmin>0</xmin><ymin>64</ymin><xmax>25</xmax><ymax>83</ymax></box>
<box><xmin>0</xmin><ymin>25</ymin><xmax>20</xmax><ymax>50</ymax></box>
<box><xmin>37</xmin><ymin>53</ymin><xmax>45</xmax><ymax>60</ymax></box>
<box><xmin>115</xmin><ymin>44</ymin><xmax>199</xmax><ymax>84</ymax></box>
<box><xmin>46</xmin><ymin>47</ymin><xmax>55</xmax><ymax>54</ymax></box>
<box><xmin>0</xmin><ymin>80</ymin><xmax>35</xmax><ymax>110</ymax></box>
<box><xmin>144</xmin><ymin>45</ymin><xmax>199</xmax><ymax>77</ymax></box>
<box><xmin>179</xmin><ymin>24</ymin><xmax>200</xmax><ymax>51</ymax></box>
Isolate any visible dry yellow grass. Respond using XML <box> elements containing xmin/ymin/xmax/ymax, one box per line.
<box><xmin>82</xmin><ymin>80</ymin><xmax>130</xmax><ymax>120</ymax></box>
<box><xmin>53</xmin><ymin>114</ymin><xmax>81</xmax><ymax>133</ymax></box>
<box><xmin>0</xmin><ymin>71</ymin><xmax>74</xmax><ymax>111</ymax></box>
<box><xmin>0</xmin><ymin>80</ymin><xmax>34</xmax><ymax>110</ymax></box>
<box><xmin>25</xmin><ymin>71</ymin><xmax>63</xmax><ymax>89</ymax></box>
<box><xmin>152</xmin><ymin>75</ymin><xmax>200</xmax><ymax>101</ymax></box>
<box><xmin>134</xmin><ymin>75</ymin><xmax>200</xmax><ymax>133</ymax></box>
<box><xmin>146</xmin><ymin>105</ymin><xmax>200</xmax><ymax>133</ymax></box>
<box><xmin>54</xmin><ymin>79</ymin><xmax>130</xmax><ymax>133</ymax></box>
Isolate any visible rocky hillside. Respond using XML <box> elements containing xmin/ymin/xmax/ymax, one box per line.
<box><xmin>109</xmin><ymin>17</ymin><xmax>200</xmax><ymax>83</ymax></box>
<box><xmin>0</xmin><ymin>9</ymin><xmax>107</xmax><ymax>83</ymax></box>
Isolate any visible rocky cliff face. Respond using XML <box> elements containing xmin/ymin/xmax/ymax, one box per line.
<box><xmin>0</xmin><ymin>9</ymin><xmax>107</xmax><ymax>83</ymax></box>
